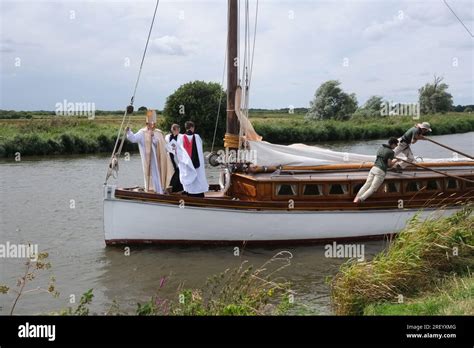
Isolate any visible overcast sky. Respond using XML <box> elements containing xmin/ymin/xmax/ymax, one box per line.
<box><xmin>1</xmin><ymin>0</ymin><xmax>473</xmax><ymax>110</ymax></box>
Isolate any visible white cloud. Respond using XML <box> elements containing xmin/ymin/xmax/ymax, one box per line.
<box><xmin>0</xmin><ymin>0</ymin><xmax>472</xmax><ymax>110</ymax></box>
<box><xmin>362</xmin><ymin>14</ymin><xmax>407</xmax><ymax>41</ymax></box>
<box><xmin>150</xmin><ymin>35</ymin><xmax>193</xmax><ymax>56</ymax></box>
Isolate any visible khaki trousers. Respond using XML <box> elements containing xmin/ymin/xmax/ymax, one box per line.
<box><xmin>357</xmin><ymin>166</ymin><xmax>386</xmax><ymax>201</ymax></box>
<box><xmin>393</xmin><ymin>138</ymin><xmax>415</xmax><ymax>169</ymax></box>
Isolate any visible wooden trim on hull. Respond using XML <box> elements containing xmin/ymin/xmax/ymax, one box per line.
<box><xmin>250</xmin><ymin>161</ymin><xmax>474</xmax><ymax>173</ymax></box>
<box><xmin>114</xmin><ymin>188</ymin><xmax>472</xmax><ymax>212</ymax></box>
<box><xmin>105</xmin><ymin>233</ymin><xmax>395</xmax><ymax>246</ymax></box>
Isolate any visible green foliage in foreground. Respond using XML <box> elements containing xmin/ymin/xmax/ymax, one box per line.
<box><xmin>0</xmin><ymin>252</ymin><xmax>59</xmax><ymax>315</ymax></box>
<box><xmin>364</xmin><ymin>276</ymin><xmax>473</xmax><ymax>315</ymax></box>
<box><xmin>136</xmin><ymin>252</ymin><xmax>295</xmax><ymax>316</ymax></box>
<box><xmin>330</xmin><ymin>207</ymin><xmax>474</xmax><ymax>315</ymax></box>
<box><xmin>53</xmin><ymin>289</ymin><xmax>94</xmax><ymax>316</ymax></box>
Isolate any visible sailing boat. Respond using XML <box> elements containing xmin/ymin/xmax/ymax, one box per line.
<box><xmin>103</xmin><ymin>0</ymin><xmax>473</xmax><ymax>245</ymax></box>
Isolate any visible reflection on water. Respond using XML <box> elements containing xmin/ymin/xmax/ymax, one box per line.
<box><xmin>0</xmin><ymin>132</ymin><xmax>472</xmax><ymax>314</ymax></box>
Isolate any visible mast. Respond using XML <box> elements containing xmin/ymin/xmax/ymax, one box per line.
<box><xmin>225</xmin><ymin>0</ymin><xmax>239</xmax><ymax>149</ymax></box>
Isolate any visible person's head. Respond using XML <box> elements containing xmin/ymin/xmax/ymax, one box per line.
<box><xmin>388</xmin><ymin>137</ymin><xmax>399</xmax><ymax>149</ymax></box>
<box><xmin>417</xmin><ymin>122</ymin><xmax>432</xmax><ymax>135</ymax></box>
<box><xmin>185</xmin><ymin>121</ymin><xmax>195</xmax><ymax>133</ymax></box>
<box><xmin>171</xmin><ymin>124</ymin><xmax>180</xmax><ymax>136</ymax></box>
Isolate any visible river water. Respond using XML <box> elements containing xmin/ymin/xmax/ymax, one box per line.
<box><xmin>0</xmin><ymin>132</ymin><xmax>472</xmax><ymax>315</ymax></box>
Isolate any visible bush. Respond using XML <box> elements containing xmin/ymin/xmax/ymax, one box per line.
<box><xmin>306</xmin><ymin>80</ymin><xmax>358</xmax><ymax>120</ymax></box>
<box><xmin>419</xmin><ymin>76</ymin><xmax>453</xmax><ymax>114</ymax></box>
<box><xmin>163</xmin><ymin>81</ymin><xmax>226</xmax><ymax>143</ymax></box>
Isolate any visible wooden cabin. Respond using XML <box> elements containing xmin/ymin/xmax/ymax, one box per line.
<box><xmin>114</xmin><ymin>166</ymin><xmax>474</xmax><ymax>212</ymax></box>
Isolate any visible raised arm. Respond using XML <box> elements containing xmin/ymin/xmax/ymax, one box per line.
<box><xmin>126</xmin><ymin>128</ymin><xmax>142</xmax><ymax>143</ymax></box>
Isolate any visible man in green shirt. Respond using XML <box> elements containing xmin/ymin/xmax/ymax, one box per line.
<box><xmin>393</xmin><ymin>122</ymin><xmax>432</xmax><ymax>171</ymax></box>
<box><xmin>353</xmin><ymin>137</ymin><xmax>399</xmax><ymax>203</ymax></box>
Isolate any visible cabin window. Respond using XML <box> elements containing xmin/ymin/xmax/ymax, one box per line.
<box><xmin>329</xmin><ymin>183</ymin><xmax>349</xmax><ymax>195</ymax></box>
<box><xmin>352</xmin><ymin>183</ymin><xmax>364</xmax><ymax>195</ymax></box>
<box><xmin>303</xmin><ymin>184</ymin><xmax>323</xmax><ymax>196</ymax></box>
<box><xmin>383</xmin><ymin>181</ymin><xmax>401</xmax><ymax>193</ymax></box>
<box><xmin>425</xmin><ymin>179</ymin><xmax>441</xmax><ymax>191</ymax></box>
<box><xmin>405</xmin><ymin>181</ymin><xmax>422</xmax><ymax>192</ymax></box>
<box><xmin>466</xmin><ymin>178</ymin><xmax>474</xmax><ymax>188</ymax></box>
<box><xmin>275</xmin><ymin>184</ymin><xmax>297</xmax><ymax>196</ymax></box>
<box><xmin>446</xmin><ymin>178</ymin><xmax>459</xmax><ymax>190</ymax></box>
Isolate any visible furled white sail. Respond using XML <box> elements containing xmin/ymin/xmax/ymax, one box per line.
<box><xmin>248</xmin><ymin>141</ymin><xmax>373</xmax><ymax>166</ymax></box>
<box><xmin>248</xmin><ymin>140</ymin><xmax>472</xmax><ymax>167</ymax></box>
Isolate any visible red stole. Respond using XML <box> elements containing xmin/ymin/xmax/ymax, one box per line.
<box><xmin>183</xmin><ymin>134</ymin><xmax>193</xmax><ymax>158</ymax></box>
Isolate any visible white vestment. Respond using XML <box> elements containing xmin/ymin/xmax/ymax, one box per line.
<box><xmin>176</xmin><ymin>133</ymin><xmax>208</xmax><ymax>194</ymax></box>
<box><xmin>165</xmin><ymin>134</ymin><xmax>179</xmax><ymax>168</ymax></box>
<box><xmin>127</xmin><ymin>128</ymin><xmax>163</xmax><ymax>193</ymax></box>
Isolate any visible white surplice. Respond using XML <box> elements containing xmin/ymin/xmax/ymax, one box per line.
<box><xmin>176</xmin><ymin>133</ymin><xmax>208</xmax><ymax>194</ymax></box>
<box><xmin>165</xmin><ymin>134</ymin><xmax>179</xmax><ymax>168</ymax></box>
<box><xmin>127</xmin><ymin>128</ymin><xmax>163</xmax><ymax>193</ymax></box>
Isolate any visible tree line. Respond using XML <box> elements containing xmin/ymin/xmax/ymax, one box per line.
<box><xmin>306</xmin><ymin>75</ymin><xmax>471</xmax><ymax>121</ymax></box>
<box><xmin>1</xmin><ymin>76</ymin><xmax>471</xmax><ymax>130</ymax></box>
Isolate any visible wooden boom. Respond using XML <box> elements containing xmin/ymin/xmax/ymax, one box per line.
<box><xmin>248</xmin><ymin>161</ymin><xmax>474</xmax><ymax>173</ymax></box>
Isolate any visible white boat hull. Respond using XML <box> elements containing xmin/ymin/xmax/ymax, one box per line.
<box><xmin>103</xmin><ymin>189</ymin><xmax>457</xmax><ymax>244</ymax></box>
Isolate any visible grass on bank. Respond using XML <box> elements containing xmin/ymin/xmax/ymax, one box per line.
<box><xmin>330</xmin><ymin>206</ymin><xmax>474</xmax><ymax>315</ymax></box>
<box><xmin>363</xmin><ymin>275</ymin><xmax>473</xmax><ymax>315</ymax></box>
<box><xmin>136</xmin><ymin>251</ymin><xmax>295</xmax><ymax>316</ymax></box>
<box><xmin>0</xmin><ymin>112</ymin><xmax>473</xmax><ymax>157</ymax></box>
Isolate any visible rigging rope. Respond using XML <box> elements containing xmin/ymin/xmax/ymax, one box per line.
<box><xmin>247</xmin><ymin>0</ymin><xmax>259</xmax><ymax>110</ymax></box>
<box><xmin>131</xmin><ymin>0</ymin><xmax>160</xmax><ymax>105</ymax></box>
<box><xmin>105</xmin><ymin>0</ymin><xmax>160</xmax><ymax>184</ymax></box>
<box><xmin>211</xmin><ymin>45</ymin><xmax>227</xmax><ymax>153</ymax></box>
<box><xmin>239</xmin><ymin>0</ymin><xmax>259</xmax><ymax>147</ymax></box>
<box><xmin>237</xmin><ymin>0</ymin><xmax>241</xmax><ymax>84</ymax></box>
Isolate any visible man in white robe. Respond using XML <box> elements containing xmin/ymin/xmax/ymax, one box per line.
<box><xmin>176</xmin><ymin>121</ymin><xmax>208</xmax><ymax>197</ymax></box>
<box><xmin>126</xmin><ymin>110</ymin><xmax>172</xmax><ymax>193</ymax></box>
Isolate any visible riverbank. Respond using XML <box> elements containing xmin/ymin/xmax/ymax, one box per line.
<box><xmin>364</xmin><ymin>275</ymin><xmax>473</xmax><ymax>315</ymax></box>
<box><xmin>0</xmin><ymin>112</ymin><xmax>472</xmax><ymax>157</ymax></box>
<box><xmin>330</xmin><ymin>207</ymin><xmax>473</xmax><ymax>315</ymax></box>
<box><xmin>252</xmin><ymin>113</ymin><xmax>474</xmax><ymax>143</ymax></box>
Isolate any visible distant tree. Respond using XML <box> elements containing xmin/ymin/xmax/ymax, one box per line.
<box><xmin>163</xmin><ymin>81</ymin><xmax>226</xmax><ymax>142</ymax></box>
<box><xmin>453</xmin><ymin>104</ymin><xmax>464</xmax><ymax>112</ymax></box>
<box><xmin>418</xmin><ymin>75</ymin><xmax>453</xmax><ymax>114</ymax></box>
<box><xmin>138</xmin><ymin>106</ymin><xmax>148</xmax><ymax>112</ymax></box>
<box><xmin>465</xmin><ymin>106</ymin><xmax>473</xmax><ymax>113</ymax></box>
<box><xmin>353</xmin><ymin>95</ymin><xmax>384</xmax><ymax>118</ymax></box>
<box><xmin>306</xmin><ymin>80</ymin><xmax>357</xmax><ymax>120</ymax></box>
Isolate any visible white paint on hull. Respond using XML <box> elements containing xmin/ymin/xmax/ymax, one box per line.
<box><xmin>103</xmin><ymin>196</ymin><xmax>456</xmax><ymax>243</ymax></box>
